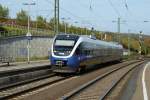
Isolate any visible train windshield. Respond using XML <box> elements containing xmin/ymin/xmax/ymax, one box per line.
<box><xmin>53</xmin><ymin>35</ymin><xmax>79</xmax><ymax>56</ymax></box>
<box><xmin>53</xmin><ymin>40</ymin><xmax>75</xmax><ymax>56</ymax></box>
<box><xmin>55</xmin><ymin>40</ymin><xmax>75</xmax><ymax>46</ymax></box>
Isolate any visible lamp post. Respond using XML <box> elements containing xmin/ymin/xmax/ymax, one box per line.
<box><xmin>23</xmin><ymin>2</ymin><xmax>35</xmax><ymax>64</ymax></box>
<box><xmin>23</xmin><ymin>3</ymin><xmax>36</xmax><ymax>33</ymax></box>
<box><xmin>26</xmin><ymin>32</ymin><xmax>32</xmax><ymax>64</ymax></box>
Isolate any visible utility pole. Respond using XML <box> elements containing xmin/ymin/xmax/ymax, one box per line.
<box><xmin>128</xmin><ymin>29</ymin><xmax>130</xmax><ymax>56</ymax></box>
<box><xmin>54</xmin><ymin>0</ymin><xmax>59</xmax><ymax>34</ymax></box>
<box><xmin>139</xmin><ymin>31</ymin><xmax>142</xmax><ymax>55</ymax></box>
<box><xmin>118</xmin><ymin>17</ymin><xmax>120</xmax><ymax>43</ymax></box>
<box><xmin>112</xmin><ymin>17</ymin><xmax>125</xmax><ymax>43</ymax></box>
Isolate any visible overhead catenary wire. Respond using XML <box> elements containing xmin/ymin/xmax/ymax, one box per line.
<box><xmin>107</xmin><ymin>0</ymin><xmax>121</xmax><ymax>17</ymax></box>
<box><xmin>77</xmin><ymin>0</ymin><xmax>113</xmax><ymax>31</ymax></box>
<box><xmin>27</xmin><ymin>0</ymin><xmax>150</xmax><ymax>34</ymax></box>
<box><xmin>41</xmin><ymin>0</ymin><xmax>139</xmax><ymax>33</ymax></box>
<box><xmin>45</xmin><ymin>0</ymin><xmax>96</xmax><ymax>28</ymax></box>
<box><xmin>33</xmin><ymin>0</ymin><xmax>150</xmax><ymax>34</ymax></box>
<box><xmin>121</xmin><ymin>0</ymin><xmax>149</xmax><ymax>34</ymax></box>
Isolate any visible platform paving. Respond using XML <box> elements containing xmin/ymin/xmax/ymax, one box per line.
<box><xmin>0</xmin><ymin>60</ymin><xmax>51</xmax><ymax>73</ymax></box>
<box><xmin>132</xmin><ymin>61</ymin><xmax>150</xmax><ymax>100</ymax></box>
<box><xmin>143</xmin><ymin>62</ymin><xmax>150</xmax><ymax>100</ymax></box>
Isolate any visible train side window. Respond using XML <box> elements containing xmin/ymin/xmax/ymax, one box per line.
<box><xmin>85</xmin><ymin>50</ymin><xmax>89</xmax><ymax>56</ymax></box>
<box><xmin>85</xmin><ymin>50</ymin><xmax>87</xmax><ymax>55</ymax></box>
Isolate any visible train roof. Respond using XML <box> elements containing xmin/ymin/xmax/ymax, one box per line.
<box><xmin>79</xmin><ymin>35</ymin><xmax>123</xmax><ymax>49</ymax></box>
<box><xmin>55</xmin><ymin>34</ymin><xmax>123</xmax><ymax>49</ymax></box>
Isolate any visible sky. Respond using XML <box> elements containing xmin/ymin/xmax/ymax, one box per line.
<box><xmin>0</xmin><ymin>0</ymin><xmax>150</xmax><ymax>35</ymax></box>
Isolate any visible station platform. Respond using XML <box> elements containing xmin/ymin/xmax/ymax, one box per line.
<box><xmin>123</xmin><ymin>61</ymin><xmax>150</xmax><ymax>100</ymax></box>
<box><xmin>131</xmin><ymin>61</ymin><xmax>150</xmax><ymax>100</ymax></box>
<box><xmin>0</xmin><ymin>60</ymin><xmax>51</xmax><ymax>73</ymax></box>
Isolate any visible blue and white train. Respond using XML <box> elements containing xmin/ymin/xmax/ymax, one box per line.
<box><xmin>50</xmin><ymin>34</ymin><xmax>123</xmax><ymax>73</ymax></box>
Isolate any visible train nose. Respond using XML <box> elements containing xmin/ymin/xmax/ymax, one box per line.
<box><xmin>51</xmin><ymin>56</ymin><xmax>79</xmax><ymax>67</ymax></box>
<box><xmin>67</xmin><ymin>56</ymin><xmax>79</xmax><ymax>68</ymax></box>
<box><xmin>51</xmin><ymin>57</ymin><xmax>67</xmax><ymax>67</ymax></box>
<box><xmin>55</xmin><ymin>60</ymin><xmax>67</xmax><ymax>66</ymax></box>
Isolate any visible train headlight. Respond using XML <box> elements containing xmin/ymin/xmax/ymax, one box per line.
<box><xmin>67</xmin><ymin>51</ymin><xmax>71</xmax><ymax>54</ymax></box>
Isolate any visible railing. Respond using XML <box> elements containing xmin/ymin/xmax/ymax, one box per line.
<box><xmin>0</xmin><ymin>30</ymin><xmax>55</xmax><ymax>38</ymax></box>
<box><xmin>0</xmin><ymin>23</ymin><xmax>55</xmax><ymax>38</ymax></box>
<box><xmin>0</xmin><ymin>56</ymin><xmax>15</xmax><ymax>66</ymax></box>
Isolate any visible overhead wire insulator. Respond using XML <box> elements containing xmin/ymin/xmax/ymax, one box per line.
<box><xmin>89</xmin><ymin>0</ymin><xmax>93</xmax><ymax>11</ymax></box>
<box><xmin>124</xmin><ymin>0</ymin><xmax>129</xmax><ymax>11</ymax></box>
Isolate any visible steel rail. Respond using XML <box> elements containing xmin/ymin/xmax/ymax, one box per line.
<box><xmin>0</xmin><ymin>69</ymin><xmax>53</xmax><ymax>90</ymax></box>
<box><xmin>0</xmin><ymin>74</ymin><xmax>70</xmax><ymax>99</ymax></box>
<box><xmin>61</xmin><ymin>60</ymin><xmax>144</xmax><ymax>100</ymax></box>
<box><xmin>99</xmin><ymin>61</ymin><xmax>145</xmax><ymax>100</ymax></box>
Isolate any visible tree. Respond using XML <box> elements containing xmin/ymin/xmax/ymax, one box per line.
<box><xmin>36</xmin><ymin>16</ymin><xmax>46</xmax><ymax>29</ymax></box>
<box><xmin>0</xmin><ymin>4</ymin><xmax>9</xmax><ymax>22</ymax></box>
<box><xmin>16</xmin><ymin>10</ymin><xmax>28</xmax><ymax>26</ymax></box>
<box><xmin>49</xmin><ymin>18</ymin><xmax>55</xmax><ymax>31</ymax></box>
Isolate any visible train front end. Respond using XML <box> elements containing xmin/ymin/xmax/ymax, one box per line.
<box><xmin>50</xmin><ymin>34</ymin><xmax>80</xmax><ymax>73</ymax></box>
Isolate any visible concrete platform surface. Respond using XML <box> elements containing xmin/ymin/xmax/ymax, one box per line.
<box><xmin>132</xmin><ymin>61</ymin><xmax>150</xmax><ymax>100</ymax></box>
<box><xmin>0</xmin><ymin>60</ymin><xmax>51</xmax><ymax>73</ymax></box>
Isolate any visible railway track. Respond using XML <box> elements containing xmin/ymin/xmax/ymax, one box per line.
<box><xmin>0</xmin><ymin>65</ymin><xmax>52</xmax><ymax>89</ymax></box>
<box><xmin>1</xmin><ymin>60</ymin><xmax>142</xmax><ymax>100</ymax></box>
<box><xmin>0</xmin><ymin>65</ymin><xmax>50</xmax><ymax>77</ymax></box>
<box><xmin>62</xmin><ymin>60</ymin><xmax>145</xmax><ymax>100</ymax></box>
<box><xmin>0</xmin><ymin>73</ymin><xmax>69</xmax><ymax>100</ymax></box>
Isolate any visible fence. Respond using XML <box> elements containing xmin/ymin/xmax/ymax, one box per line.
<box><xmin>0</xmin><ymin>36</ymin><xmax>53</xmax><ymax>62</ymax></box>
<box><xmin>0</xmin><ymin>23</ymin><xmax>55</xmax><ymax>38</ymax></box>
<box><xmin>0</xmin><ymin>30</ymin><xmax>55</xmax><ymax>38</ymax></box>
